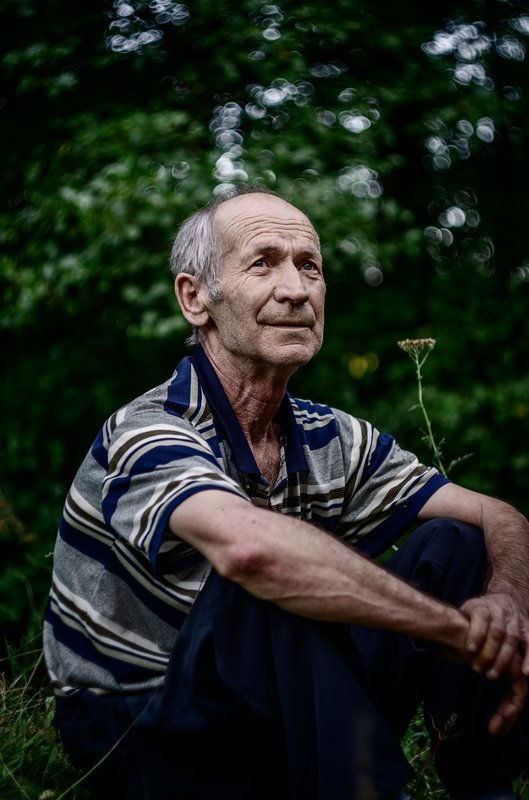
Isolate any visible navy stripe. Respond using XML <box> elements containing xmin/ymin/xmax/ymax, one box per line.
<box><xmin>361</xmin><ymin>432</ymin><xmax>395</xmax><ymax>483</ymax></box>
<box><xmin>311</xmin><ymin>512</ymin><xmax>341</xmax><ymax>532</ymax></box>
<box><xmin>59</xmin><ymin>520</ymin><xmax>195</xmax><ymax>625</ymax></box>
<box><xmin>294</xmin><ymin>399</ymin><xmax>338</xmax><ymax>452</ymax></box>
<box><xmin>192</xmin><ymin>345</ymin><xmax>310</xmax><ymax>475</ymax></box>
<box><xmin>102</xmin><ymin>444</ymin><xmax>220</xmax><ymax>522</ymax></box>
<box><xmin>59</xmin><ymin>518</ymin><xmax>113</xmax><ymax>562</ymax></box>
<box><xmin>147</xmin><ymin>482</ymin><xmax>246</xmax><ymax>567</ymax></box>
<box><xmin>45</xmin><ymin>604</ymin><xmax>168</xmax><ymax>684</ymax></box>
<box><xmin>162</xmin><ymin>358</ymin><xmax>195</xmax><ymax>417</ymax></box>
<box><xmin>91</xmin><ymin>429</ymin><xmax>108</xmax><ymax>469</ymax></box>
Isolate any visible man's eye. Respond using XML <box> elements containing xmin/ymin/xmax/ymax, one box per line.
<box><xmin>252</xmin><ymin>259</ymin><xmax>267</xmax><ymax>268</ymax></box>
<box><xmin>301</xmin><ymin>261</ymin><xmax>319</xmax><ymax>272</ymax></box>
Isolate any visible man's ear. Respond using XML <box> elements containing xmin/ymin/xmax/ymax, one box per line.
<box><xmin>174</xmin><ymin>273</ymin><xmax>211</xmax><ymax>328</ymax></box>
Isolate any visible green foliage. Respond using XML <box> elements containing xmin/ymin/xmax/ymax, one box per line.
<box><xmin>2</xmin><ymin>5</ymin><xmax>529</xmax><ymax>794</ymax></box>
<box><xmin>401</xmin><ymin>707</ymin><xmax>529</xmax><ymax>800</ymax></box>
<box><xmin>0</xmin><ymin>651</ymin><xmax>89</xmax><ymax>799</ymax></box>
<box><xmin>1</xmin><ymin>652</ymin><xmax>527</xmax><ymax>799</ymax></box>
<box><xmin>402</xmin><ymin>710</ymin><xmax>449</xmax><ymax>800</ymax></box>
<box><xmin>2</xmin><ymin>0</ymin><xmax>529</xmax><ymax>669</ymax></box>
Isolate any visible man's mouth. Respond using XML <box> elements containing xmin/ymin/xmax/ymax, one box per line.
<box><xmin>264</xmin><ymin>321</ymin><xmax>313</xmax><ymax>328</ymax></box>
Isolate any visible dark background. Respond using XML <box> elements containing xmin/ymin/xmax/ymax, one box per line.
<box><xmin>2</xmin><ymin>0</ymin><xmax>529</xmax><ymax>648</ymax></box>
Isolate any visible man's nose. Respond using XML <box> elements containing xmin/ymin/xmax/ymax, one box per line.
<box><xmin>273</xmin><ymin>261</ymin><xmax>310</xmax><ymax>303</ymax></box>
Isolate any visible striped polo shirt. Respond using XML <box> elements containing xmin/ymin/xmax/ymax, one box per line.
<box><xmin>43</xmin><ymin>345</ymin><xmax>448</xmax><ymax>696</ymax></box>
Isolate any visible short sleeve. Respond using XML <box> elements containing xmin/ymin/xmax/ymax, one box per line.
<box><xmin>100</xmin><ymin>411</ymin><xmax>249</xmax><ymax>567</ymax></box>
<box><xmin>334</xmin><ymin>412</ymin><xmax>450</xmax><ymax>556</ymax></box>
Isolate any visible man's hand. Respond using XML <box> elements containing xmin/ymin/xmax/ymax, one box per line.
<box><xmin>460</xmin><ymin>593</ymin><xmax>529</xmax><ymax>734</ymax></box>
<box><xmin>462</xmin><ymin>593</ymin><xmax>529</xmax><ymax>679</ymax></box>
<box><xmin>487</xmin><ymin>657</ymin><xmax>527</xmax><ymax>736</ymax></box>
<box><xmin>419</xmin><ymin>484</ymin><xmax>529</xmax><ymax>732</ymax></box>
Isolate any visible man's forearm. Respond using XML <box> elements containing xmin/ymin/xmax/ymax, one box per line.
<box><xmin>481</xmin><ymin>498</ymin><xmax>529</xmax><ymax>605</ymax></box>
<box><xmin>170</xmin><ymin>488</ymin><xmax>527</xmax><ymax>734</ymax></box>
<box><xmin>420</xmin><ymin>482</ymin><xmax>529</xmax><ymax>681</ymax></box>
<box><xmin>420</xmin><ymin>483</ymin><xmax>529</xmax><ymax>606</ymax></box>
<box><xmin>170</xmin><ymin>490</ymin><xmax>470</xmax><ymax>655</ymax></box>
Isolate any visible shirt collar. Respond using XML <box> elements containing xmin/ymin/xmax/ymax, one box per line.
<box><xmin>190</xmin><ymin>344</ymin><xmax>309</xmax><ymax>477</ymax></box>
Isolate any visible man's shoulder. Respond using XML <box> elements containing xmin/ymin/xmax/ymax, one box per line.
<box><xmin>87</xmin><ymin>356</ymin><xmax>214</xmax><ymax>463</ymax></box>
<box><xmin>114</xmin><ymin>354</ymin><xmax>210</xmax><ymax>428</ymax></box>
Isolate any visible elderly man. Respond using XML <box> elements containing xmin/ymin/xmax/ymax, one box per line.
<box><xmin>44</xmin><ymin>186</ymin><xmax>529</xmax><ymax>800</ymax></box>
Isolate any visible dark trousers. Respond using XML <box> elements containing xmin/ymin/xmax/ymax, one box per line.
<box><xmin>54</xmin><ymin>520</ymin><xmax>529</xmax><ymax>799</ymax></box>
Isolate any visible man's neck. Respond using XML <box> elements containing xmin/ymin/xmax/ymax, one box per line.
<box><xmin>200</xmin><ymin>341</ymin><xmax>290</xmax><ymax>442</ymax></box>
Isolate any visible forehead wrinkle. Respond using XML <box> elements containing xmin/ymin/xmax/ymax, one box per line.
<box><xmin>221</xmin><ymin>215</ymin><xmax>320</xmax><ymax>258</ymax></box>
<box><xmin>244</xmin><ymin>240</ymin><xmax>322</xmax><ymax>261</ymax></box>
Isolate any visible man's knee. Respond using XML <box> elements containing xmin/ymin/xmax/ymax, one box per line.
<box><xmin>411</xmin><ymin>517</ymin><xmax>484</xmax><ymax>561</ymax></box>
<box><xmin>388</xmin><ymin>518</ymin><xmax>488</xmax><ymax>606</ymax></box>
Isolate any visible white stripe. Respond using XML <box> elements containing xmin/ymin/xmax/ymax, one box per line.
<box><xmin>129</xmin><ymin>467</ymin><xmax>245</xmax><ymax>550</ymax></box>
<box><xmin>184</xmin><ymin>369</ymin><xmax>206</xmax><ymax>425</ymax></box>
<box><xmin>294</xmin><ymin>411</ymin><xmax>334</xmax><ymax>431</ymax></box>
<box><xmin>106</xmin><ymin>425</ymin><xmax>214</xmax><ymax>483</ymax></box>
<box><xmin>111</xmin><ymin>539</ymin><xmax>196</xmax><ymax>610</ymax></box>
<box><xmin>346</xmin><ymin>416</ymin><xmax>375</xmax><ymax>494</ymax></box>
<box><xmin>50</xmin><ymin>578</ymin><xmax>170</xmax><ymax>663</ymax></box>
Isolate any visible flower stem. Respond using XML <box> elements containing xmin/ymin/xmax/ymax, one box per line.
<box><xmin>397</xmin><ymin>338</ymin><xmax>447</xmax><ymax>477</ymax></box>
<box><xmin>414</xmin><ymin>352</ymin><xmax>446</xmax><ymax>476</ymax></box>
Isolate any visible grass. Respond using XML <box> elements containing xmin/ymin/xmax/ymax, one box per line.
<box><xmin>2</xmin><ymin>646</ymin><xmax>528</xmax><ymax>800</ymax></box>
<box><xmin>0</xmin><ymin>646</ymin><xmax>89</xmax><ymax>800</ymax></box>
<box><xmin>402</xmin><ymin>711</ymin><xmax>449</xmax><ymax>800</ymax></box>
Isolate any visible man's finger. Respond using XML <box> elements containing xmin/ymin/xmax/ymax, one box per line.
<box><xmin>488</xmin><ymin>672</ymin><xmax>528</xmax><ymax>736</ymax></box>
<box><xmin>464</xmin><ymin>602</ymin><xmax>491</xmax><ymax>655</ymax></box>
<box><xmin>485</xmin><ymin>633</ymin><xmax>522</xmax><ymax>680</ymax></box>
<box><xmin>521</xmin><ymin>629</ymin><xmax>529</xmax><ymax>676</ymax></box>
<box><xmin>470</xmin><ymin>621</ymin><xmax>507</xmax><ymax>673</ymax></box>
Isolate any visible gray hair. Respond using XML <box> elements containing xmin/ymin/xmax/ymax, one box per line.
<box><xmin>170</xmin><ymin>184</ymin><xmax>280</xmax><ymax>346</ymax></box>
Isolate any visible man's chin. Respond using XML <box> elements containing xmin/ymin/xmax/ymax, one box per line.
<box><xmin>266</xmin><ymin>341</ymin><xmax>321</xmax><ymax>368</ymax></box>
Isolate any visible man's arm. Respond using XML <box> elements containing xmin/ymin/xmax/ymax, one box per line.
<box><xmin>169</xmin><ymin>487</ymin><xmax>527</xmax><ymax>734</ymax></box>
<box><xmin>418</xmin><ymin>482</ymin><xmax>529</xmax><ymax>676</ymax></box>
<box><xmin>418</xmin><ymin>482</ymin><xmax>529</xmax><ymax>603</ymax></box>
<box><xmin>169</xmin><ymin>490</ymin><xmax>482</xmax><ymax>659</ymax></box>
<box><xmin>169</xmin><ymin>488</ymin><xmax>527</xmax><ymax>733</ymax></box>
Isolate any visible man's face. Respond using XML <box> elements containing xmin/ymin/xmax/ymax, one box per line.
<box><xmin>201</xmin><ymin>193</ymin><xmax>325</xmax><ymax>377</ymax></box>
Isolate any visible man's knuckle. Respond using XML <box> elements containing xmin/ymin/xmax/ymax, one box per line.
<box><xmin>488</xmin><ymin>624</ymin><xmax>506</xmax><ymax>641</ymax></box>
